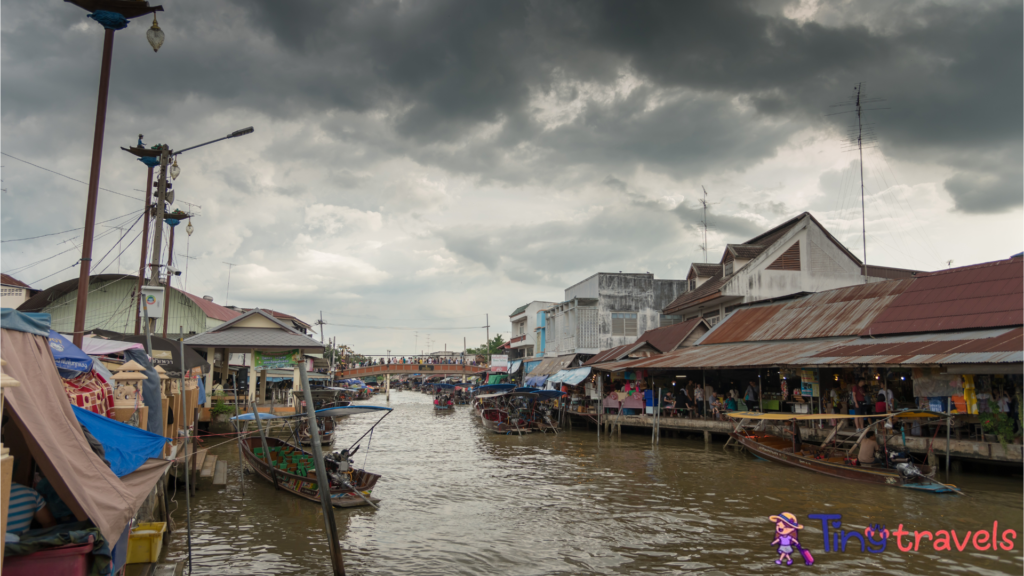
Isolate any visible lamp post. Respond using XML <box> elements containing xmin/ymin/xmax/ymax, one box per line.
<box><xmin>67</xmin><ymin>0</ymin><xmax>165</xmax><ymax>348</ymax></box>
<box><xmin>123</xmin><ymin>127</ymin><xmax>254</xmax><ymax>333</ymax></box>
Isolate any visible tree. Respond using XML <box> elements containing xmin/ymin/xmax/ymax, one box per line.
<box><xmin>467</xmin><ymin>335</ymin><xmax>506</xmax><ymax>356</ymax></box>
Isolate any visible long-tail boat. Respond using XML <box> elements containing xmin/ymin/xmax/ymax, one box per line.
<box><xmin>726</xmin><ymin>411</ymin><xmax>961</xmax><ymax>494</ymax></box>
<box><xmin>232</xmin><ymin>405</ymin><xmax>393</xmax><ymax>507</ymax></box>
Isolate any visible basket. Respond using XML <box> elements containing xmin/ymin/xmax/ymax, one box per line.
<box><xmin>127</xmin><ymin>522</ymin><xmax>167</xmax><ymax>564</ymax></box>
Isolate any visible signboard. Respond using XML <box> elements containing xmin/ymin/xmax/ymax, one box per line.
<box><xmin>255</xmin><ymin>349</ymin><xmax>300</xmax><ymax>371</ymax></box>
<box><xmin>490</xmin><ymin>354</ymin><xmax>509</xmax><ymax>373</ymax></box>
<box><xmin>800</xmin><ymin>368</ymin><xmax>820</xmax><ymax>397</ymax></box>
<box><xmin>139</xmin><ymin>286</ymin><xmax>164</xmax><ymax>319</ymax></box>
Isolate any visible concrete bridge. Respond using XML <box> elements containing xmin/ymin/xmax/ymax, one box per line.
<box><xmin>344</xmin><ymin>363</ymin><xmax>483</xmax><ymax>379</ymax></box>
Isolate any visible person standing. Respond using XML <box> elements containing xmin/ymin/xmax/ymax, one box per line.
<box><xmin>853</xmin><ymin>380</ymin><xmax>867</xmax><ymax>431</ymax></box>
<box><xmin>694</xmin><ymin>384</ymin><xmax>704</xmax><ymax>417</ymax></box>
<box><xmin>744</xmin><ymin>381</ymin><xmax>759</xmax><ymax>412</ymax></box>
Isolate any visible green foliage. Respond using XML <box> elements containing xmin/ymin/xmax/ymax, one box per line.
<box><xmin>210</xmin><ymin>400</ymin><xmax>234</xmax><ymax>417</ymax></box>
<box><xmin>980</xmin><ymin>408</ymin><xmax>1014</xmax><ymax>450</ymax></box>
<box><xmin>467</xmin><ymin>335</ymin><xmax>507</xmax><ymax>356</ymax></box>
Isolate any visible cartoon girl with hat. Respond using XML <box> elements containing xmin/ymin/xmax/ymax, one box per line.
<box><xmin>770</xmin><ymin>512</ymin><xmax>810</xmax><ymax>566</ymax></box>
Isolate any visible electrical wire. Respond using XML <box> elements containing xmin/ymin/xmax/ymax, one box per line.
<box><xmin>1</xmin><ymin>210</ymin><xmax>140</xmax><ymax>243</ymax></box>
<box><xmin>0</xmin><ymin>152</ymin><xmax>145</xmax><ymax>201</ymax></box>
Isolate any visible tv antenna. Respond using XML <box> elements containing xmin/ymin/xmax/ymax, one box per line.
<box><xmin>829</xmin><ymin>82</ymin><xmax>888</xmax><ymax>282</ymax></box>
<box><xmin>177</xmin><ymin>252</ymin><xmax>196</xmax><ymax>291</ymax></box>
<box><xmin>223</xmin><ymin>261</ymin><xmax>237</xmax><ymax>305</ymax></box>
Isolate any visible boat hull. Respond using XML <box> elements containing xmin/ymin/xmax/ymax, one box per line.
<box><xmin>732</xmin><ymin>432</ymin><xmax>947</xmax><ymax>491</ymax></box>
<box><xmin>241</xmin><ymin>436</ymin><xmax>380</xmax><ymax>507</ymax></box>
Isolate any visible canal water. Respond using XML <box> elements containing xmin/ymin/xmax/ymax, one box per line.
<box><xmin>166</xmin><ymin>391</ymin><xmax>1023</xmax><ymax>575</ymax></box>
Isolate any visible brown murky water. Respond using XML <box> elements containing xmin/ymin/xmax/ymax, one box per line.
<box><xmin>166</xmin><ymin>391</ymin><xmax>1023</xmax><ymax>575</ymax></box>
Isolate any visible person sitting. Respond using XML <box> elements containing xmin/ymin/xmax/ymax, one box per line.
<box><xmin>725</xmin><ymin>390</ymin><xmax>738</xmax><ymax>412</ymax></box>
<box><xmin>858</xmin><ymin>430</ymin><xmax>880</xmax><ymax>465</ymax></box>
<box><xmin>7</xmin><ymin>482</ymin><xmax>57</xmax><ymax>536</ymax></box>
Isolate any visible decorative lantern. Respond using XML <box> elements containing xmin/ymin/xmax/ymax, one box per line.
<box><xmin>155</xmin><ymin>365</ymin><xmax>176</xmax><ymax>395</ymax></box>
<box><xmin>147</xmin><ymin>14</ymin><xmax>165</xmax><ymax>52</ymax></box>
<box><xmin>170</xmin><ymin>157</ymin><xmax>180</xmax><ymax>180</ymax></box>
<box><xmin>112</xmin><ymin>360</ymin><xmax>148</xmax><ymax>409</ymax></box>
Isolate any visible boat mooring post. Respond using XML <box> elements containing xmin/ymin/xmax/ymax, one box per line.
<box><xmin>178</xmin><ymin>328</ymin><xmax>194</xmax><ymax>575</ymax></box>
<box><xmin>298</xmin><ymin>360</ymin><xmax>346</xmax><ymax>576</ymax></box>
<box><xmin>249</xmin><ymin>401</ymin><xmax>280</xmax><ymax>490</ymax></box>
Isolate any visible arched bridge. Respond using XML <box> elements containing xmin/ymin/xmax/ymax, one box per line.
<box><xmin>344</xmin><ymin>363</ymin><xmax>484</xmax><ymax>379</ymax></box>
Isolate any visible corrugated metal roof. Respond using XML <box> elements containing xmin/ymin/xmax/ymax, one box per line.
<box><xmin>529</xmin><ymin>354</ymin><xmax>578</xmax><ymax>376</ymax></box>
<box><xmin>700</xmin><ymin>279</ymin><xmax>913</xmax><ymax>345</ymax></box>
<box><xmin>593</xmin><ymin>337</ymin><xmax>856</xmax><ymax>371</ymax></box>
<box><xmin>584</xmin><ymin>342</ymin><xmax>647</xmax><ymax>366</ymax></box>
<box><xmin>638</xmin><ymin>317</ymin><xmax>707</xmax><ymax>352</ymax></box>
<box><xmin>808</xmin><ymin>327</ymin><xmax>1023</xmax><ymax>366</ymax></box>
<box><xmin>862</xmin><ymin>256</ymin><xmax>1023</xmax><ymax>336</ymax></box>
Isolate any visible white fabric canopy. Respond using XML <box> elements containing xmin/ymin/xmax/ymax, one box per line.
<box><xmin>78</xmin><ymin>335</ymin><xmax>145</xmax><ymax>356</ymax></box>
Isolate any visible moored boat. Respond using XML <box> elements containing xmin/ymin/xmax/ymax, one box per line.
<box><xmin>298</xmin><ymin>416</ymin><xmax>336</xmax><ymax>445</ymax></box>
<box><xmin>727</xmin><ymin>411</ymin><xmax>961</xmax><ymax>494</ymax></box>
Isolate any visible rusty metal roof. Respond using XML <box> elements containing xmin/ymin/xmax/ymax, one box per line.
<box><xmin>593</xmin><ymin>337</ymin><xmax>856</xmax><ymax>371</ymax></box>
<box><xmin>862</xmin><ymin>256</ymin><xmax>1023</xmax><ymax>336</ymax></box>
<box><xmin>639</xmin><ymin>317</ymin><xmax>708</xmax><ymax>352</ymax></box>
<box><xmin>584</xmin><ymin>342</ymin><xmax>649</xmax><ymax>366</ymax></box>
<box><xmin>808</xmin><ymin>327</ymin><xmax>1023</xmax><ymax>366</ymax></box>
<box><xmin>1</xmin><ymin>274</ymin><xmax>31</xmax><ymax>289</ymax></box>
<box><xmin>699</xmin><ymin>279</ymin><xmax>914</xmax><ymax>345</ymax></box>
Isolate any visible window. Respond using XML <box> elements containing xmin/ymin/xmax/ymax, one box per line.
<box><xmin>724</xmin><ymin>261</ymin><xmax>734</xmax><ymax>276</ymax></box>
<box><xmin>612</xmin><ymin>313</ymin><xmax>638</xmax><ymax>336</ymax></box>
<box><xmin>703</xmin><ymin>311</ymin><xmax>720</xmax><ymax>326</ymax></box>
<box><xmin>688</xmin><ymin>279</ymin><xmax>696</xmax><ymax>291</ymax></box>
<box><xmin>660</xmin><ymin>314</ymin><xmax>682</xmax><ymax>327</ymax></box>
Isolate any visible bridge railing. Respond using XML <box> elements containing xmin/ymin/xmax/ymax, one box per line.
<box><xmin>344</xmin><ymin>363</ymin><xmax>484</xmax><ymax>378</ymax></box>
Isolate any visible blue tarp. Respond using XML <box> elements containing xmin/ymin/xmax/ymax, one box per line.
<box><xmin>0</xmin><ymin>308</ymin><xmax>51</xmax><ymax>336</ymax></box>
<box><xmin>72</xmin><ymin>405</ymin><xmax>168</xmax><ymax>477</ymax></box>
<box><xmin>524</xmin><ymin>375</ymin><xmax>549</xmax><ymax>389</ymax></box>
<box><xmin>535</xmin><ymin>390</ymin><xmax>567</xmax><ymax>400</ymax></box>
<box><xmin>547</xmin><ymin>369</ymin><xmax>571</xmax><ymax>384</ymax></box>
<box><xmin>512</xmin><ymin>387</ymin><xmax>542</xmax><ymax>394</ymax></box>
<box><xmin>48</xmin><ymin>330</ymin><xmax>93</xmax><ymax>378</ymax></box>
<box><xmin>560</xmin><ymin>367</ymin><xmax>592</xmax><ymax>386</ymax></box>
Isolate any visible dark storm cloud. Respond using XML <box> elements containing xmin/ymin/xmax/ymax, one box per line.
<box><xmin>2</xmin><ymin>0</ymin><xmax>1020</xmax><ymax>213</ymax></box>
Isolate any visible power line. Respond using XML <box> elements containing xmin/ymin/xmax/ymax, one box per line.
<box><xmin>1</xmin><ymin>210</ymin><xmax>140</xmax><ymax>243</ymax></box>
<box><xmin>323</xmin><ymin>322</ymin><xmax>485</xmax><ymax>331</ymax></box>
<box><xmin>0</xmin><ymin>152</ymin><xmax>145</xmax><ymax>201</ymax></box>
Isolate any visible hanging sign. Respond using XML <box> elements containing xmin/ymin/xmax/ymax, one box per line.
<box><xmin>490</xmin><ymin>354</ymin><xmax>509</xmax><ymax>373</ymax></box>
<box><xmin>255</xmin><ymin>349</ymin><xmax>301</xmax><ymax>371</ymax></box>
<box><xmin>800</xmin><ymin>368</ymin><xmax>820</xmax><ymax>397</ymax></box>
<box><xmin>140</xmin><ymin>286</ymin><xmax>164</xmax><ymax>319</ymax></box>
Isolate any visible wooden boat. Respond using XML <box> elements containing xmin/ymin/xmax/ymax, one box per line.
<box><xmin>728</xmin><ymin>411</ymin><xmax>961</xmax><ymax>494</ymax></box>
<box><xmin>240</xmin><ymin>436</ymin><xmax>381</xmax><ymax>507</ymax></box>
<box><xmin>297</xmin><ymin>417</ymin><xmax>336</xmax><ymax>445</ymax></box>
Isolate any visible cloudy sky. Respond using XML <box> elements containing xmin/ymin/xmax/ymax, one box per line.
<box><xmin>2</xmin><ymin>0</ymin><xmax>1021</xmax><ymax>354</ymax></box>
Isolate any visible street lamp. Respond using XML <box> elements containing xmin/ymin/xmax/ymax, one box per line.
<box><xmin>67</xmin><ymin>0</ymin><xmax>165</xmax><ymax>348</ymax></box>
<box><xmin>122</xmin><ymin>127</ymin><xmax>255</xmax><ymax>335</ymax></box>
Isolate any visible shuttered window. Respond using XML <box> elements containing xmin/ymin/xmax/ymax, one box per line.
<box><xmin>767</xmin><ymin>241</ymin><xmax>801</xmax><ymax>271</ymax></box>
<box><xmin>660</xmin><ymin>314</ymin><xmax>681</xmax><ymax>327</ymax></box>
<box><xmin>612</xmin><ymin>313</ymin><xmax>637</xmax><ymax>336</ymax></box>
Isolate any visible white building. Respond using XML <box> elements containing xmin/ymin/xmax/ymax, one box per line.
<box><xmin>1</xmin><ymin>274</ymin><xmax>36</xmax><ymax>309</ymax></box>
<box><xmin>663</xmin><ymin>212</ymin><xmax>917</xmax><ymax>324</ymax></box>
<box><xmin>508</xmin><ymin>300</ymin><xmax>558</xmax><ymax>360</ymax></box>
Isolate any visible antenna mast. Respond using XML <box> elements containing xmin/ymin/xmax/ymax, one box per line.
<box><xmin>700</xmin><ymin>186</ymin><xmax>710</xmax><ymax>264</ymax></box>
<box><xmin>223</xmin><ymin>261</ymin><xmax>237</xmax><ymax>305</ymax></box>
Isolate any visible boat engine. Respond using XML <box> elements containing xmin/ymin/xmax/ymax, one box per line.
<box><xmin>324</xmin><ymin>446</ymin><xmax>359</xmax><ymax>488</ymax></box>
<box><xmin>896</xmin><ymin>462</ymin><xmax>921</xmax><ymax>479</ymax></box>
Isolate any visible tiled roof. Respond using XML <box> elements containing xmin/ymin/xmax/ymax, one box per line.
<box><xmin>180</xmin><ymin>292</ymin><xmax>241</xmax><ymax>322</ymax></box>
<box><xmin>637</xmin><ymin>317</ymin><xmax>708</xmax><ymax>352</ymax></box>
<box><xmin>861</xmin><ymin>257</ymin><xmax>1023</xmax><ymax>336</ymax></box>
<box><xmin>689</xmin><ymin>263</ymin><xmax>721</xmax><ymax>278</ymax></box>
<box><xmin>242</xmin><ymin>308</ymin><xmax>311</xmax><ymax>328</ymax></box>
<box><xmin>510</xmin><ymin>304</ymin><xmax>529</xmax><ymax>317</ymax></box>
<box><xmin>0</xmin><ymin>274</ymin><xmax>31</xmax><ymax>289</ymax></box>
<box><xmin>728</xmin><ymin>244</ymin><xmax>766</xmax><ymax>260</ymax></box>
<box><xmin>183</xmin><ymin>327</ymin><xmax>324</xmax><ymax>349</ymax></box>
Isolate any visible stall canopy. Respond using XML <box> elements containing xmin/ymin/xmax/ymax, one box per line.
<box><xmin>475</xmin><ymin>383</ymin><xmax>516</xmax><ymax>393</ymax></box>
<box><xmin>48</xmin><ymin>330</ymin><xmax>93</xmax><ymax>378</ymax></box>
<box><xmin>87</xmin><ymin>329</ymin><xmax>208</xmax><ymax>378</ymax></box>
<box><xmin>72</xmin><ymin>406</ymin><xmax>169</xmax><ymax>477</ymax></box>
<box><xmin>78</xmin><ymin>336</ymin><xmax>146</xmax><ymax>357</ymax></box>
<box><xmin>548</xmin><ymin>367</ymin><xmax>591</xmax><ymax>386</ymax></box>
<box><xmin>524</xmin><ymin>375</ymin><xmax>549</xmax><ymax>389</ymax></box>
<box><xmin>1</xmin><ymin>311</ymin><xmax>172</xmax><ymax>547</ymax></box>
<box><xmin>508</xmin><ymin>360</ymin><xmax>523</xmax><ymax>374</ymax></box>
<box><xmin>487</xmin><ymin>374</ymin><xmax>506</xmax><ymax>385</ymax></box>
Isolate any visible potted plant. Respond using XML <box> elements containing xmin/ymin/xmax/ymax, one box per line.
<box><xmin>979</xmin><ymin>408</ymin><xmax>1015</xmax><ymax>450</ymax></box>
<box><xmin>210</xmin><ymin>400</ymin><xmax>235</xmax><ymax>424</ymax></box>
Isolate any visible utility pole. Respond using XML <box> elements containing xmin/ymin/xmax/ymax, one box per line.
<box><xmin>318</xmin><ymin>311</ymin><xmax>325</xmax><ymax>343</ymax></box>
<box><xmin>161</xmin><ymin>225</ymin><xmax>175</xmax><ymax>337</ymax></box>
<box><xmin>700</xmin><ymin>186</ymin><xmax>710</xmax><ymax>264</ymax></box>
<box><xmin>146</xmin><ymin>145</ymin><xmax>171</xmax><ymax>334</ymax></box>
<box><xmin>855</xmin><ymin>83</ymin><xmax>868</xmax><ymax>283</ymax></box>
<box><xmin>485</xmin><ymin>314</ymin><xmax>491</xmax><ymax>366</ymax></box>
<box><xmin>133</xmin><ymin>164</ymin><xmax>154</xmax><ymax>335</ymax></box>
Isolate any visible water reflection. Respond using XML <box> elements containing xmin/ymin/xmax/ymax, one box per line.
<box><xmin>166</xmin><ymin>391</ymin><xmax>1023</xmax><ymax>575</ymax></box>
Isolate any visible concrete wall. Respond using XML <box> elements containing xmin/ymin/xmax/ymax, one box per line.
<box><xmin>595</xmin><ymin>274</ymin><xmax>688</xmax><ymax>351</ymax></box>
<box><xmin>1</xmin><ymin>287</ymin><xmax>29</xmax><ymax>309</ymax></box>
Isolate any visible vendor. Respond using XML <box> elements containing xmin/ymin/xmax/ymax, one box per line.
<box><xmin>6</xmin><ymin>482</ymin><xmax>57</xmax><ymax>537</ymax></box>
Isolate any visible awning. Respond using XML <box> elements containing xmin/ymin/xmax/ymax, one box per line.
<box><xmin>508</xmin><ymin>360</ymin><xmax>523</xmax><ymax>374</ymax></box>
<box><xmin>87</xmin><ymin>329</ymin><xmax>209</xmax><ymax>378</ymax></box>
<box><xmin>593</xmin><ymin>337</ymin><xmax>857</xmax><ymax>372</ymax></box>
<box><xmin>528</xmin><ymin>354</ymin><xmax>577</xmax><ymax>376</ymax></box>
<box><xmin>560</xmin><ymin>367</ymin><xmax>592</xmax><ymax>385</ymax></box>
<box><xmin>79</xmin><ymin>336</ymin><xmax>146</xmax><ymax>356</ymax></box>
<box><xmin>524</xmin><ymin>375</ymin><xmax>549</xmax><ymax>388</ymax></box>
<box><xmin>2</xmin><ymin>314</ymin><xmax>172</xmax><ymax>547</ymax></box>
<box><xmin>48</xmin><ymin>330</ymin><xmax>93</xmax><ymax>378</ymax></box>
<box><xmin>487</xmin><ymin>374</ymin><xmax>505</xmax><ymax>385</ymax></box>
<box><xmin>72</xmin><ymin>406</ymin><xmax>169</xmax><ymax>477</ymax></box>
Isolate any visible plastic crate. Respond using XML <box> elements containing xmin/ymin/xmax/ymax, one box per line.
<box><xmin>127</xmin><ymin>522</ymin><xmax>167</xmax><ymax>564</ymax></box>
<box><xmin>5</xmin><ymin>541</ymin><xmax>93</xmax><ymax>576</ymax></box>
